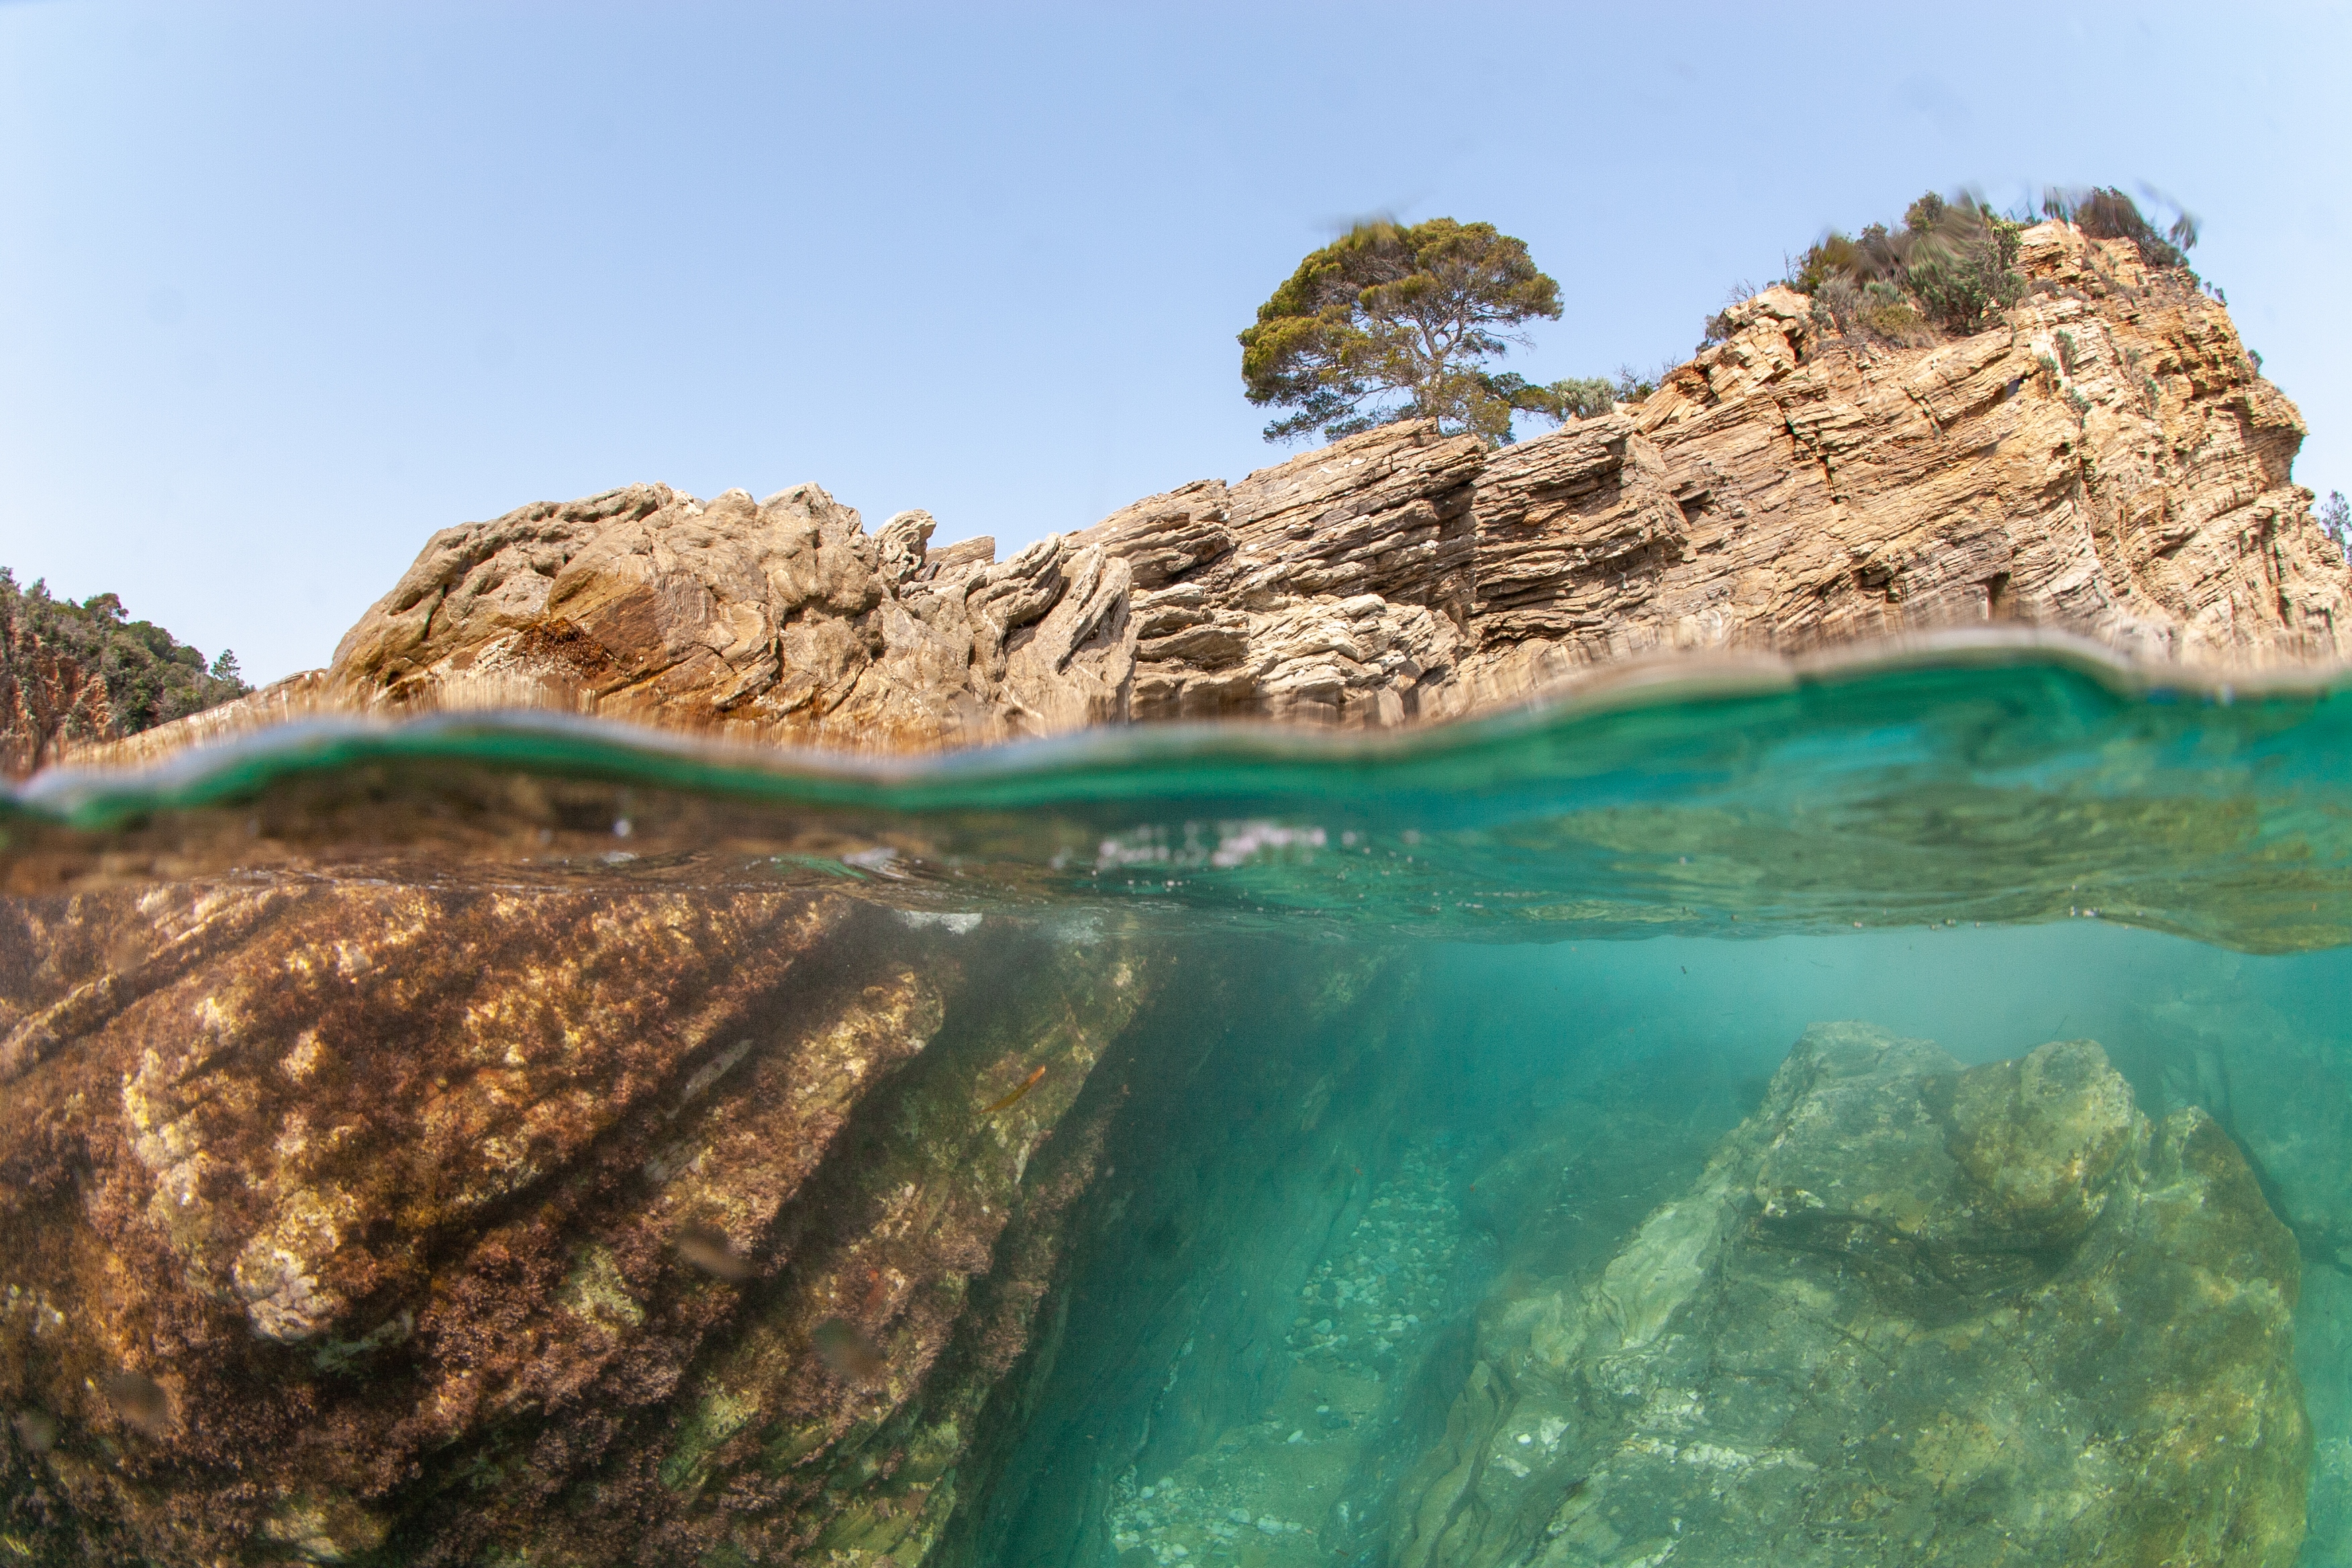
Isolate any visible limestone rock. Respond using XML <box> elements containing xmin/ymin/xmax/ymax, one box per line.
<box><xmin>77</xmin><ymin>221</ymin><xmax>2345</xmax><ymax>775</ymax></box>
<box><xmin>1390</xmin><ymin>1023</ymin><xmax>2308</xmax><ymax>1568</ymax></box>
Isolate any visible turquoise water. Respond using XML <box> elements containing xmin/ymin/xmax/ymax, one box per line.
<box><xmin>3</xmin><ymin>647</ymin><xmax>2349</xmax><ymax>1565</ymax></box>
<box><xmin>12</xmin><ymin>648</ymin><xmax>2352</xmax><ymax>948</ymax></box>
<box><xmin>959</xmin><ymin>922</ymin><xmax>2352</xmax><ymax>1567</ymax></box>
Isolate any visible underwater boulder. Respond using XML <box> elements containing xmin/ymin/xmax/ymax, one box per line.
<box><xmin>1392</xmin><ymin>1021</ymin><xmax>2308</xmax><ymax>1568</ymax></box>
<box><xmin>0</xmin><ymin>884</ymin><xmax>1169</xmax><ymax>1566</ymax></box>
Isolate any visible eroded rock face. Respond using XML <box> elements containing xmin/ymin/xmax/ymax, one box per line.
<box><xmin>1389</xmin><ymin>1024</ymin><xmax>2309</xmax><ymax>1568</ymax></box>
<box><xmin>0</xmin><ymin>884</ymin><xmax>1179</xmax><ymax>1565</ymax></box>
<box><xmin>315</xmin><ymin>481</ymin><xmax>1142</xmax><ymax>750</ymax></box>
<box><xmin>199</xmin><ymin>219</ymin><xmax>2343</xmax><ymax>767</ymax></box>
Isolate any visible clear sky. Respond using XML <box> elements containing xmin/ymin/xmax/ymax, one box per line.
<box><xmin>3</xmin><ymin>1</ymin><xmax>2346</xmax><ymax>683</ymax></box>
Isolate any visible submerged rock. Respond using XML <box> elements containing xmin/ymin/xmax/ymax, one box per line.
<box><xmin>1392</xmin><ymin>1023</ymin><xmax>2308</xmax><ymax>1568</ymax></box>
<box><xmin>0</xmin><ymin>883</ymin><xmax>1190</xmax><ymax>1565</ymax></box>
<box><xmin>0</xmin><ymin>883</ymin><xmax>1449</xmax><ymax>1567</ymax></box>
<box><xmin>2107</xmin><ymin>983</ymin><xmax>2352</xmax><ymax>1566</ymax></box>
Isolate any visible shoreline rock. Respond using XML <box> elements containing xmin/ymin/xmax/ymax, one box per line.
<box><xmin>58</xmin><ymin>220</ymin><xmax>2351</xmax><ymax>775</ymax></box>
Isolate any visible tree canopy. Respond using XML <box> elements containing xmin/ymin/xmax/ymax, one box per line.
<box><xmin>0</xmin><ymin>569</ymin><xmax>248</xmax><ymax>739</ymax></box>
<box><xmin>1239</xmin><ymin>218</ymin><xmax>1608</xmax><ymax>446</ymax></box>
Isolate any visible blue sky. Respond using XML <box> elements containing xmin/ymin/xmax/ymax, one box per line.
<box><xmin>3</xmin><ymin>1</ymin><xmax>2347</xmax><ymax>683</ymax></box>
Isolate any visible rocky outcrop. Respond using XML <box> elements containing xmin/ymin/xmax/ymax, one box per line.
<box><xmin>1391</xmin><ymin>1024</ymin><xmax>2309</xmax><ymax>1568</ymax></box>
<box><xmin>119</xmin><ymin>219</ymin><xmax>2325</xmax><ymax>771</ymax></box>
<box><xmin>0</xmin><ymin>631</ymin><xmax>113</xmax><ymax>781</ymax></box>
<box><xmin>0</xmin><ymin>883</ymin><xmax>1199</xmax><ymax>1565</ymax></box>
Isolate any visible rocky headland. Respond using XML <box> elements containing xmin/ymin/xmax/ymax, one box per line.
<box><xmin>1</xmin><ymin>215</ymin><xmax>2345</xmax><ymax>1568</ymax></box>
<box><xmin>0</xmin><ymin>577</ymin><xmax>246</xmax><ymax>778</ymax></box>
<box><xmin>54</xmin><ymin>217</ymin><xmax>2352</xmax><ymax>778</ymax></box>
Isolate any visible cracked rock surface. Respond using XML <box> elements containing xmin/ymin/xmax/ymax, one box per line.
<box><xmin>87</xmin><ymin>220</ymin><xmax>2349</xmax><ymax>773</ymax></box>
<box><xmin>0</xmin><ymin>887</ymin><xmax>1178</xmax><ymax>1565</ymax></box>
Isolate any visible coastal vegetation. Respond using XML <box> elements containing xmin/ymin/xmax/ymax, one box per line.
<box><xmin>1787</xmin><ymin>185</ymin><xmax>2198</xmax><ymax>346</ymax></box>
<box><xmin>1786</xmin><ymin>190</ymin><xmax>2028</xmax><ymax>341</ymax></box>
<box><xmin>1242</xmin><ymin>187</ymin><xmax>2210</xmax><ymax>447</ymax></box>
<box><xmin>0</xmin><ymin>569</ymin><xmax>247</xmax><ymax>766</ymax></box>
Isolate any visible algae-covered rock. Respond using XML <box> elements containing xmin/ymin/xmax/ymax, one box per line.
<box><xmin>0</xmin><ymin>881</ymin><xmax>1184</xmax><ymax>1566</ymax></box>
<box><xmin>1393</xmin><ymin>1022</ymin><xmax>2309</xmax><ymax>1568</ymax></box>
<box><xmin>2107</xmin><ymin>979</ymin><xmax>2352</xmax><ymax>1567</ymax></box>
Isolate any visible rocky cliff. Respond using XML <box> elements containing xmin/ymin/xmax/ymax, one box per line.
<box><xmin>0</xmin><ymin>577</ymin><xmax>246</xmax><ymax>777</ymax></box>
<box><xmin>112</xmin><ymin>217</ymin><xmax>2333</xmax><ymax>772</ymax></box>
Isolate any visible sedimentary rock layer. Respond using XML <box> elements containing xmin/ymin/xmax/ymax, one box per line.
<box><xmin>141</xmin><ymin>219</ymin><xmax>2338</xmax><ymax>768</ymax></box>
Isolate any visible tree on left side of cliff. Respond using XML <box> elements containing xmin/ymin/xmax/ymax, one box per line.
<box><xmin>1240</xmin><ymin>217</ymin><xmax>1614</xmax><ymax>446</ymax></box>
<box><xmin>0</xmin><ymin>571</ymin><xmax>250</xmax><ymax>761</ymax></box>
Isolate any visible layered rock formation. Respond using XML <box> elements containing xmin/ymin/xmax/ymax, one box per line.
<box><xmin>105</xmin><ymin>217</ymin><xmax>2333</xmax><ymax>773</ymax></box>
<box><xmin>0</xmin><ymin>884</ymin><xmax>1204</xmax><ymax>1565</ymax></box>
<box><xmin>1391</xmin><ymin>1024</ymin><xmax>2308</xmax><ymax>1568</ymax></box>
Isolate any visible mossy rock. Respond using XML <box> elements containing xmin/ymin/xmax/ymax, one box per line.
<box><xmin>1394</xmin><ymin>1024</ymin><xmax>2309</xmax><ymax>1568</ymax></box>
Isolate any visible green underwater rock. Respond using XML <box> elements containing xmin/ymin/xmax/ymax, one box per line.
<box><xmin>1393</xmin><ymin>1023</ymin><xmax>2309</xmax><ymax>1568</ymax></box>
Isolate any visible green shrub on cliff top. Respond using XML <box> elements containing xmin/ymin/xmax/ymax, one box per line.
<box><xmin>1791</xmin><ymin>190</ymin><xmax>2025</xmax><ymax>338</ymax></box>
<box><xmin>1791</xmin><ymin>187</ymin><xmax>2198</xmax><ymax>346</ymax></box>
<box><xmin>0</xmin><ymin>569</ymin><xmax>249</xmax><ymax>738</ymax></box>
<box><xmin>2040</xmin><ymin>186</ymin><xmax>2199</xmax><ymax>273</ymax></box>
<box><xmin>2320</xmin><ymin>491</ymin><xmax>2351</xmax><ymax>562</ymax></box>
